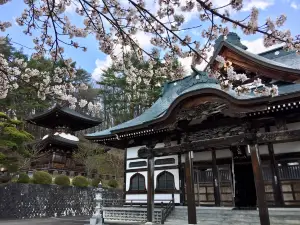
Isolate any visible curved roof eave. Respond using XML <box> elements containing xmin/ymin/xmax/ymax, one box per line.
<box><xmin>206</xmin><ymin>41</ymin><xmax>300</xmax><ymax>76</ymax></box>
<box><xmin>26</xmin><ymin>104</ymin><xmax>101</xmax><ymax>125</ymax></box>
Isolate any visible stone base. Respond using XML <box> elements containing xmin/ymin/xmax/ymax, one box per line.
<box><xmin>88</xmin><ymin>216</ymin><xmax>103</xmax><ymax>225</ymax></box>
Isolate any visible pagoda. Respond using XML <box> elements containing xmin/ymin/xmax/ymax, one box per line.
<box><xmin>26</xmin><ymin>104</ymin><xmax>101</xmax><ymax>176</ymax></box>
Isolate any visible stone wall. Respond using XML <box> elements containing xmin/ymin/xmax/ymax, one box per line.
<box><xmin>0</xmin><ymin>183</ymin><xmax>123</xmax><ymax>220</ymax></box>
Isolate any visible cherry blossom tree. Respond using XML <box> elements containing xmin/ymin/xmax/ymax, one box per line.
<box><xmin>1</xmin><ymin>0</ymin><xmax>300</xmax><ymax>100</ymax></box>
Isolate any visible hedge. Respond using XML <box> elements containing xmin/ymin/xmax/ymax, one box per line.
<box><xmin>54</xmin><ymin>175</ymin><xmax>70</xmax><ymax>186</ymax></box>
<box><xmin>72</xmin><ymin>176</ymin><xmax>89</xmax><ymax>187</ymax></box>
<box><xmin>108</xmin><ymin>179</ymin><xmax>118</xmax><ymax>188</ymax></box>
<box><xmin>17</xmin><ymin>173</ymin><xmax>30</xmax><ymax>183</ymax></box>
<box><xmin>32</xmin><ymin>171</ymin><xmax>52</xmax><ymax>184</ymax></box>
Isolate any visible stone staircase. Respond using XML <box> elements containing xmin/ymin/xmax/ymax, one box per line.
<box><xmin>163</xmin><ymin>207</ymin><xmax>300</xmax><ymax>225</ymax></box>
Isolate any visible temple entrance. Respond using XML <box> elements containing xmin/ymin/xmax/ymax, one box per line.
<box><xmin>234</xmin><ymin>163</ymin><xmax>257</xmax><ymax>209</ymax></box>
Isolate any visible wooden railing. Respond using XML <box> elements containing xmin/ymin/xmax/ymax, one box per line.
<box><xmin>195</xmin><ymin>165</ymin><xmax>300</xmax><ymax>183</ymax></box>
<box><xmin>194</xmin><ymin>168</ymin><xmax>231</xmax><ymax>183</ymax></box>
<box><xmin>262</xmin><ymin>165</ymin><xmax>300</xmax><ymax>181</ymax></box>
<box><xmin>161</xmin><ymin>193</ymin><xmax>175</xmax><ymax>224</ymax></box>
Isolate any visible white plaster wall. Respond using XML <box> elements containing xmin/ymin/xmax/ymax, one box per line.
<box><xmin>125</xmin><ymin>194</ymin><xmax>147</xmax><ymax>203</ymax></box>
<box><xmin>181</xmin><ymin>151</ymin><xmax>212</xmax><ymax>163</ymax></box>
<box><xmin>181</xmin><ymin>150</ymin><xmax>231</xmax><ymax>163</ymax></box>
<box><xmin>216</xmin><ymin>149</ymin><xmax>232</xmax><ymax>158</ymax></box>
<box><xmin>126</xmin><ymin>159</ymin><xmax>147</xmax><ymax>170</ymax></box>
<box><xmin>154</xmin><ymin>194</ymin><xmax>180</xmax><ymax>203</ymax></box>
<box><xmin>126</xmin><ymin>141</ymin><xmax>177</xmax><ymax>159</ymax></box>
<box><xmin>287</xmin><ymin>122</ymin><xmax>300</xmax><ymax>130</ymax></box>
<box><xmin>127</xmin><ymin>145</ymin><xmax>145</xmax><ymax>159</ymax></box>
<box><xmin>125</xmin><ymin>194</ymin><xmax>180</xmax><ymax>203</ymax></box>
<box><xmin>248</xmin><ymin>142</ymin><xmax>300</xmax><ymax>157</ymax></box>
<box><xmin>266</xmin><ymin>121</ymin><xmax>300</xmax><ymax>132</ymax></box>
<box><xmin>273</xmin><ymin>141</ymin><xmax>300</xmax><ymax>154</ymax></box>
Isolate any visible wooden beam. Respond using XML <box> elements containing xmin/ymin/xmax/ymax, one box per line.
<box><xmin>212</xmin><ymin>148</ymin><xmax>221</xmax><ymax>206</ymax></box>
<box><xmin>147</xmin><ymin>157</ymin><xmax>155</xmax><ymax>223</ymax></box>
<box><xmin>249</xmin><ymin>144</ymin><xmax>270</xmax><ymax>225</ymax></box>
<box><xmin>147</xmin><ymin>128</ymin><xmax>300</xmax><ymax>158</ymax></box>
<box><xmin>185</xmin><ymin>151</ymin><xmax>197</xmax><ymax>224</ymax></box>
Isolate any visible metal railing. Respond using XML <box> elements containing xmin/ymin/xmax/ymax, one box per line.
<box><xmin>161</xmin><ymin>193</ymin><xmax>175</xmax><ymax>224</ymax></box>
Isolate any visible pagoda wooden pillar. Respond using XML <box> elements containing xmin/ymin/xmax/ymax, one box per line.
<box><xmin>249</xmin><ymin>144</ymin><xmax>270</xmax><ymax>225</ymax></box>
<box><xmin>212</xmin><ymin>148</ymin><xmax>221</xmax><ymax>206</ymax></box>
<box><xmin>147</xmin><ymin>156</ymin><xmax>155</xmax><ymax>223</ymax></box>
<box><xmin>185</xmin><ymin>151</ymin><xmax>197</xmax><ymax>224</ymax></box>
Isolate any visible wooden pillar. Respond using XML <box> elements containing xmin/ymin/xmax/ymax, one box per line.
<box><xmin>267</xmin><ymin>142</ymin><xmax>284</xmax><ymax>206</ymax></box>
<box><xmin>249</xmin><ymin>144</ymin><xmax>270</xmax><ymax>225</ymax></box>
<box><xmin>212</xmin><ymin>148</ymin><xmax>221</xmax><ymax>206</ymax></box>
<box><xmin>122</xmin><ymin>149</ymin><xmax>127</xmax><ymax>200</ymax></box>
<box><xmin>185</xmin><ymin>151</ymin><xmax>197</xmax><ymax>224</ymax></box>
<box><xmin>265</xmin><ymin>127</ymin><xmax>284</xmax><ymax>206</ymax></box>
<box><xmin>265</xmin><ymin>124</ymin><xmax>287</xmax><ymax>206</ymax></box>
<box><xmin>147</xmin><ymin>156</ymin><xmax>155</xmax><ymax>223</ymax></box>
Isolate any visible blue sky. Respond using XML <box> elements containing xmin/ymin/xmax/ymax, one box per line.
<box><xmin>1</xmin><ymin>0</ymin><xmax>300</xmax><ymax>81</ymax></box>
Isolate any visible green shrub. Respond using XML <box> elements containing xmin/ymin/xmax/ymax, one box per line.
<box><xmin>72</xmin><ymin>176</ymin><xmax>89</xmax><ymax>187</ymax></box>
<box><xmin>17</xmin><ymin>173</ymin><xmax>30</xmax><ymax>183</ymax></box>
<box><xmin>91</xmin><ymin>178</ymin><xmax>101</xmax><ymax>187</ymax></box>
<box><xmin>32</xmin><ymin>171</ymin><xmax>52</xmax><ymax>184</ymax></box>
<box><xmin>54</xmin><ymin>175</ymin><xmax>70</xmax><ymax>186</ymax></box>
<box><xmin>108</xmin><ymin>179</ymin><xmax>118</xmax><ymax>188</ymax></box>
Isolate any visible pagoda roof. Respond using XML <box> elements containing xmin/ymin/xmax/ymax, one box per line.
<box><xmin>26</xmin><ymin>104</ymin><xmax>101</xmax><ymax>131</ymax></box>
<box><xmin>30</xmin><ymin>134</ymin><xmax>79</xmax><ymax>150</ymax></box>
<box><xmin>85</xmin><ymin>34</ymin><xmax>300</xmax><ymax>139</ymax></box>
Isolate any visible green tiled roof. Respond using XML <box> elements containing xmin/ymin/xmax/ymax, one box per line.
<box><xmin>86</xmin><ymin>72</ymin><xmax>300</xmax><ymax>138</ymax></box>
<box><xmin>86</xmin><ymin>34</ymin><xmax>300</xmax><ymax>138</ymax></box>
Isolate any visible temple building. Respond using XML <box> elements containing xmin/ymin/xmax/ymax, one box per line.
<box><xmin>26</xmin><ymin>104</ymin><xmax>101</xmax><ymax>176</ymax></box>
<box><xmin>85</xmin><ymin>33</ymin><xmax>300</xmax><ymax>224</ymax></box>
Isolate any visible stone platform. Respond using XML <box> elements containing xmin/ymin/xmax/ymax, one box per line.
<box><xmin>163</xmin><ymin>206</ymin><xmax>300</xmax><ymax>225</ymax></box>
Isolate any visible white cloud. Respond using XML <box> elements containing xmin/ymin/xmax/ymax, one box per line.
<box><xmin>91</xmin><ymin>31</ymin><xmax>153</xmax><ymax>81</ymax></box>
<box><xmin>291</xmin><ymin>1</ymin><xmax>300</xmax><ymax>9</ymax></box>
<box><xmin>92</xmin><ymin>56</ymin><xmax>113</xmax><ymax>81</ymax></box>
<box><xmin>65</xmin><ymin>3</ymin><xmax>77</xmax><ymax>13</ymax></box>
<box><xmin>241</xmin><ymin>38</ymin><xmax>284</xmax><ymax>54</ymax></box>
<box><xmin>242</xmin><ymin>0</ymin><xmax>274</xmax><ymax>11</ymax></box>
<box><xmin>178</xmin><ymin>48</ymin><xmax>214</xmax><ymax>75</ymax></box>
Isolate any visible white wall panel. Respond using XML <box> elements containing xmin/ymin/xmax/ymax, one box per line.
<box><xmin>125</xmin><ymin>194</ymin><xmax>180</xmax><ymax>203</ymax></box>
<box><xmin>127</xmin><ymin>145</ymin><xmax>145</xmax><ymax>159</ymax></box>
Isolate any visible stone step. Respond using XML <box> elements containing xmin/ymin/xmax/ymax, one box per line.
<box><xmin>164</xmin><ymin>208</ymin><xmax>300</xmax><ymax>225</ymax></box>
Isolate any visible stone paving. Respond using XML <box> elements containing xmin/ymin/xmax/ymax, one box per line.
<box><xmin>0</xmin><ymin>218</ymin><xmax>142</xmax><ymax>225</ymax></box>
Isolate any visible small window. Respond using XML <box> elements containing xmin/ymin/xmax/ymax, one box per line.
<box><xmin>129</xmin><ymin>173</ymin><xmax>146</xmax><ymax>191</ymax></box>
<box><xmin>155</xmin><ymin>158</ymin><xmax>175</xmax><ymax>165</ymax></box>
<box><xmin>129</xmin><ymin>161</ymin><xmax>147</xmax><ymax>168</ymax></box>
<box><xmin>157</xmin><ymin>171</ymin><xmax>175</xmax><ymax>190</ymax></box>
